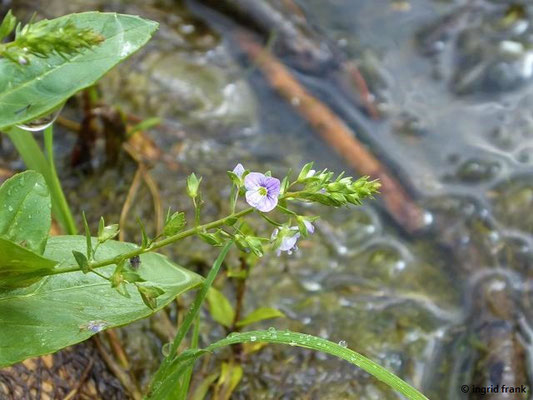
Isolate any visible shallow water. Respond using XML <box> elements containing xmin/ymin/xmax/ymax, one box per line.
<box><xmin>4</xmin><ymin>0</ymin><xmax>533</xmax><ymax>398</ymax></box>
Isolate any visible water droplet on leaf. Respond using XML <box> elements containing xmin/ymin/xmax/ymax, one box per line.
<box><xmin>162</xmin><ymin>343</ymin><xmax>172</xmax><ymax>357</ymax></box>
<box><xmin>338</xmin><ymin>340</ymin><xmax>348</xmax><ymax>348</ymax></box>
<box><xmin>16</xmin><ymin>103</ymin><xmax>64</xmax><ymax>132</ymax></box>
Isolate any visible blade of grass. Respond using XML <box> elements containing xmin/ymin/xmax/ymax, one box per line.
<box><xmin>148</xmin><ymin>241</ymin><xmax>234</xmax><ymax>395</ymax></box>
<box><xmin>153</xmin><ymin>330</ymin><xmax>429</xmax><ymax>400</ymax></box>
<box><xmin>203</xmin><ymin>330</ymin><xmax>429</xmax><ymax>400</ymax></box>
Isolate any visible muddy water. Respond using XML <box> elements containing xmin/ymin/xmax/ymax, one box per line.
<box><xmin>5</xmin><ymin>0</ymin><xmax>533</xmax><ymax>398</ymax></box>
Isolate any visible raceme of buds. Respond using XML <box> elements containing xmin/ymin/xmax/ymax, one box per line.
<box><xmin>0</xmin><ymin>11</ymin><xmax>104</xmax><ymax>64</ymax></box>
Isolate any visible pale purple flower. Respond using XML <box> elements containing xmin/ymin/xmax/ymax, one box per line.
<box><xmin>303</xmin><ymin>220</ymin><xmax>315</xmax><ymax>234</ymax></box>
<box><xmin>233</xmin><ymin>163</ymin><xmax>245</xmax><ymax>178</ymax></box>
<box><xmin>271</xmin><ymin>227</ymin><xmax>300</xmax><ymax>256</ymax></box>
<box><xmin>244</xmin><ymin>172</ymin><xmax>280</xmax><ymax>212</ymax></box>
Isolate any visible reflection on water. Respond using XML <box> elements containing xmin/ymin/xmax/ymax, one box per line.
<box><xmin>5</xmin><ymin>0</ymin><xmax>533</xmax><ymax>398</ymax></box>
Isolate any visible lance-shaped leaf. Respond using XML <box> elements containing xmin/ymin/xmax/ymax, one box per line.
<box><xmin>0</xmin><ymin>12</ymin><xmax>158</xmax><ymax>130</ymax></box>
<box><xmin>0</xmin><ymin>238</ymin><xmax>57</xmax><ymax>289</ymax></box>
<box><xmin>0</xmin><ymin>170</ymin><xmax>51</xmax><ymax>254</ymax></box>
<box><xmin>0</xmin><ymin>236</ymin><xmax>202</xmax><ymax>367</ymax></box>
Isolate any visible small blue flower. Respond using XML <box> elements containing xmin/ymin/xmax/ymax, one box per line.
<box><xmin>271</xmin><ymin>227</ymin><xmax>300</xmax><ymax>256</ymax></box>
<box><xmin>233</xmin><ymin>163</ymin><xmax>245</xmax><ymax>178</ymax></box>
<box><xmin>303</xmin><ymin>219</ymin><xmax>315</xmax><ymax>234</ymax></box>
<box><xmin>244</xmin><ymin>172</ymin><xmax>281</xmax><ymax>212</ymax></box>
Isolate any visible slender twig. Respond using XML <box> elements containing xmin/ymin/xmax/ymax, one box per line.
<box><xmin>93</xmin><ymin>336</ymin><xmax>143</xmax><ymax>400</ymax></box>
<box><xmin>119</xmin><ymin>168</ymin><xmax>143</xmax><ymax>242</ymax></box>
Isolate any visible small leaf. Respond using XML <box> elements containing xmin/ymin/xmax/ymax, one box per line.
<box><xmin>72</xmin><ymin>250</ymin><xmax>89</xmax><ymax>273</ymax></box>
<box><xmin>297</xmin><ymin>162</ymin><xmax>314</xmax><ymax>181</ymax></box>
<box><xmin>137</xmin><ymin>284</ymin><xmax>165</xmax><ymax>310</ymax></box>
<box><xmin>206</xmin><ymin>288</ymin><xmax>235</xmax><ymax>328</ymax></box>
<box><xmin>198</xmin><ymin>231</ymin><xmax>224</xmax><ymax>247</ymax></box>
<box><xmin>163</xmin><ymin>211</ymin><xmax>186</xmax><ymax>236</ymax></box>
<box><xmin>236</xmin><ymin>307</ymin><xmax>286</xmax><ymax>328</ymax></box>
<box><xmin>0</xmin><ymin>10</ymin><xmax>16</xmax><ymax>42</ymax></box>
<box><xmin>98</xmin><ymin>223</ymin><xmax>119</xmax><ymax>243</ymax></box>
<box><xmin>137</xmin><ymin>217</ymin><xmax>150</xmax><ymax>248</ymax></box>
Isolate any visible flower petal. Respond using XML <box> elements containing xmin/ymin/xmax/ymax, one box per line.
<box><xmin>264</xmin><ymin>177</ymin><xmax>281</xmax><ymax>197</ymax></box>
<box><xmin>256</xmin><ymin>194</ymin><xmax>278</xmax><ymax>212</ymax></box>
<box><xmin>303</xmin><ymin>220</ymin><xmax>315</xmax><ymax>234</ymax></box>
<box><xmin>244</xmin><ymin>172</ymin><xmax>265</xmax><ymax>190</ymax></box>
<box><xmin>245</xmin><ymin>188</ymin><xmax>266</xmax><ymax>208</ymax></box>
<box><xmin>233</xmin><ymin>163</ymin><xmax>245</xmax><ymax>178</ymax></box>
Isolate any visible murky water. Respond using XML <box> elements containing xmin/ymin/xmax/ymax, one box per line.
<box><xmin>3</xmin><ymin>0</ymin><xmax>533</xmax><ymax>398</ymax></box>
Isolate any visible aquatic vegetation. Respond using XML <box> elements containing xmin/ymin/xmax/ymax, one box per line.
<box><xmin>0</xmin><ymin>9</ymin><xmax>432</xmax><ymax>400</ymax></box>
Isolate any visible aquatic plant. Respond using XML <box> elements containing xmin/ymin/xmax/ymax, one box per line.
<box><xmin>0</xmin><ymin>10</ymin><xmax>428</xmax><ymax>400</ymax></box>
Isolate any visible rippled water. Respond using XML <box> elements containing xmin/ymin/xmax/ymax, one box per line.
<box><xmin>4</xmin><ymin>0</ymin><xmax>533</xmax><ymax>398</ymax></box>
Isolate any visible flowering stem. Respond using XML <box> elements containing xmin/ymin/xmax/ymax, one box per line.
<box><xmin>49</xmin><ymin>208</ymin><xmax>254</xmax><ymax>276</ymax></box>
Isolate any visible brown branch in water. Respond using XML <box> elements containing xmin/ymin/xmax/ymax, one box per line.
<box><xmin>237</xmin><ymin>34</ymin><xmax>426</xmax><ymax>233</ymax></box>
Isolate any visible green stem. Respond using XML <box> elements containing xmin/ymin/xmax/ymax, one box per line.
<box><xmin>49</xmin><ymin>209</ymin><xmax>253</xmax><ymax>276</ymax></box>
<box><xmin>148</xmin><ymin>241</ymin><xmax>234</xmax><ymax>394</ymax></box>
<box><xmin>178</xmin><ymin>314</ymin><xmax>200</xmax><ymax>400</ymax></box>
<box><xmin>43</xmin><ymin>126</ymin><xmax>77</xmax><ymax>234</ymax></box>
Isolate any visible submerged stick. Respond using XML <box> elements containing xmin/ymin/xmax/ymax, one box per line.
<box><xmin>238</xmin><ymin>35</ymin><xmax>427</xmax><ymax>233</ymax></box>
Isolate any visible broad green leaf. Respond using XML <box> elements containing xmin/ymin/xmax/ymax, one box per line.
<box><xmin>0</xmin><ymin>235</ymin><xmax>201</xmax><ymax>367</ymax></box>
<box><xmin>206</xmin><ymin>287</ymin><xmax>235</xmax><ymax>328</ymax></box>
<box><xmin>236</xmin><ymin>307</ymin><xmax>285</xmax><ymax>328</ymax></box>
<box><xmin>0</xmin><ymin>12</ymin><xmax>158</xmax><ymax>130</ymax></box>
<box><xmin>0</xmin><ymin>237</ymin><xmax>57</xmax><ymax>289</ymax></box>
<box><xmin>0</xmin><ymin>170</ymin><xmax>51</xmax><ymax>254</ymax></box>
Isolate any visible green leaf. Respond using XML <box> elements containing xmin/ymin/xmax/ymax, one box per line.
<box><xmin>0</xmin><ymin>12</ymin><xmax>158</xmax><ymax>130</ymax></box>
<box><xmin>206</xmin><ymin>288</ymin><xmax>235</xmax><ymax>328</ymax></box>
<box><xmin>0</xmin><ymin>10</ymin><xmax>16</xmax><ymax>42</ymax></box>
<box><xmin>72</xmin><ymin>250</ymin><xmax>89</xmax><ymax>272</ymax></box>
<box><xmin>0</xmin><ymin>237</ymin><xmax>57</xmax><ymax>289</ymax></box>
<box><xmin>0</xmin><ymin>170</ymin><xmax>51</xmax><ymax>254</ymax></box>
<box><xmin>164</xmin><ymin>330</ymin><xmax>429</xmax><ymax>400</ymax></box>
<box><xmin>0</xmin><ymin>235</ymin><xmax>202</xmax><ymax>367</ymax></box>
<box><xmin>97</xmin><ymin>219</ymin><xmax>119</xmax><ymax>243</ymax></box>
<box><xmin>236</xmin><ymin>307</ymin><xmax>285</xmax><ymax>328</ymax></box>
<box><xmin>163</xmin><ymin>212</ymin><xmax>186</xmax><ymax>236</ymax></box>
<box><xmin>137</xmin><ymin>284</ymin><xmax>165</xmax><ymax>310</ymax></box>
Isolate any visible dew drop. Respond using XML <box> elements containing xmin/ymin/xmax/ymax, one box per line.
<box><xmin>16</xmin><ymin>103</ymin><xmax>64</xmax><ymax>132</ymax></box>
<box><xmin>250</xmin><ymin>336</ymin><xmax>257</xmax><ymax>342</ymax></box>
<box><xmin>289</xmin><ymin>341</ymin><xmax>297</xmax><ymax>346</ymax></box>
<box><xmin>338</xmin><ymin>340</ymin><xmax>348</xmax><ymax>348</ymax></box>
<box><xmin>268</xmin><ymin>327</ymin><xmax>276</xmax><ymax>333</ymax></box>
<box><xmin>161</xmin><ymin>342</ymin><xmax>172</xmax><ymax>357</ymax></box>
<box><xmin>7</xmin><ymin>206</ymin><xmax>13</xmax><ymax>212</ymax></box>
